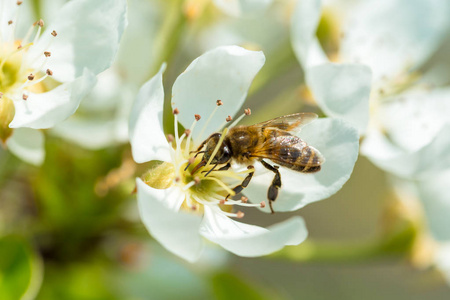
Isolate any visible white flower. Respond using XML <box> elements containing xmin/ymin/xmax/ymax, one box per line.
<box><xmin>129</xmin><ymin>45</ymin><xmax>359</xmax><ymax>262</ymax></box>
<box><xmin>392</xmin><ymin>171</ymin><xmax>450</xmax><ymax>283</ymax></box>
<box><xmin>0</xmin><ymin>0</ymin><xmax>127</xmax><ymax>164</ymax></box>
<box><xmin>291</xmin><ymin>0</ymin><xmax>450</xmax><ymax>179</ymax></box>
<box><xmin>51</xmin><ymin>0</ymin><xmax>162</xmax><ymax>150</ymax></box>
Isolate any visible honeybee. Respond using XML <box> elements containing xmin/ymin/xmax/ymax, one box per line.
<box><xmin>191</xmin><ymin>112</ymin><xmax>324</xmax><ymax>213</ymax></box>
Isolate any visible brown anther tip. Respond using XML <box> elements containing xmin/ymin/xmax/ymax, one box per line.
<box><xmin>33</xmin><ymin>21</ymin><xmax>38</xmax><ymax>26</ymax></box>
<box><xmin>219</xmin><ymin>199</ymin><xmax>225</xmax><ymax>205</ymax></box>
<box><xmin>260</xmin><ymin>201</ymin><xmax>266</xmax><ymax>208</ymax></box>
<box><xmin>188</xmin><ymin>157</ymin><xmax>195</xmax><ymax>164</ymax></box>
<box><xmin>175</xmin><ymin>177</ymin><xmax>181</xmax><ymax>183</ymax></box>
<box><xmin>184</xmin><ymin>129</ymin><xmax>191</xmax><ymax>137</ymax></box>
<box><xmin>226</xmin><ymin>115</ymin><xmax>232</xmax><ymax>122</ymax></box>
<box><xmin>167</xmin><ymin>134</ymin><xmax>174</xmax><ymax>142</ymax></box>
<box><xmin>194</xmin><ymin>114</ymin><xmax>201</xmax><ymax>121</ymax></box>
<box><xmin>191</xmin><ymin>205</ymin><xmax>197</xmax><ymax>211</ymax></box>
<box><xmin>236</xmin><ymin>211</ymin><xmax>245</xmax><ymax>218</ymax></box>
<box><xmin>247</xmin><ymin>165</ymin><xmax>254</xmax><ymax>170</ymax></box>
<box><xmin>46</xmin><ymin>69</ymin><xmax>53</xmax><ymax>76</ymax></box>
<box><xmin>17</xmin><ymin>1</ymin><xmax>23</xmax><ymax>5</ymax></box>
<box><xmin>240</xmin><ymin>196</ymin><xmax>248</xmax><ymax>203</ymax></box>
<box><xmin>0</xmin><ymin>92</ymin><xmax>3</xmax><ymax>98</ymax></box>
<box><xmin>44</xmin><ymin>51</ymin><xmax>51</xmax><ymax>57</ymax></box>
<box><xmin>37</xmin><ymin>19</ymin><xmax>44</xmax><ymax>27</ymax></box>
<box><xmin>51</xmin><ymin>30</ymin><xmax>57</xmax><ymax>37</ymax></box>
<box><xmin>173</xmin><ymin>108</ymin><xmax>179</xmax><ymax>115</ymax></box>
<box><xmin>8</xmin><ymin>20</ymin><xmax>13</xmax><ymax>25</ymax></box>
<box><xmin>17</xmin><ymin>45</ymin><xmax>22</xmax><ymax>49</ymax></box>
<box><xmin>194</xmin><ymin>177</ymin><xmax>200</xmax><ymax>185</ymax></box>
<box><xmin>27</xmin><ymin>74</ymin><xmax>35</xmax><ymax>81</ymax></box>
<box><xmin>244</xmin><ymin>108</ymin><xmax>251</xmax><ymax>115</ymax></box>
<box><xmin>22</xmin><ymin>94</ymin><xmax>28</xmax><ymax>100</ymax></box>
<box><xmin>216</xmin><ymin>100</ymin><xmax>223</xmax><ymax>106</ymax></box>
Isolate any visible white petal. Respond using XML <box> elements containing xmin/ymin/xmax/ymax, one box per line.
<box><xmin>200</xmin><ymin>206</ymin><xmax>307</xmax><ymax>257</ymax></box>
<box><xmin>307</xmin><ymin>63</ymin><xmax>372</xmax><ymax>134</ymax></box>
<box><xmin>291</xmin><ymin>0</ymin><xmax>328</xmax><ymax>68</ymax></box>
<box><xmin>436</xmin><ymin>243</ymin><xmax>450</xmax><ymax>285</ymax></box>
<box><xmin>415</xmin><ymin>170</ymin><xmax>450</xmax><ymax>241</ymax></box>
<box><xmin>213</xmin><ymin>0</ymin><xmax>273</xmax><ymax>17</ymax></box>
<box><xmin>374</xmin><ymin>88</ymin><xmax>450</xmax><ymax>152</ymax></box>
<box><xmin>340</xmin><ymin>0</ymin><xmax>450</xmax><ymax>81</ymax></box>
<box><xmin>172</xmin><ymin>46</ymin><xmax>265</xmax><ymax>142</ymax></box>
<box><xmin>245</xmin><ymin>118</ymin><xmax>359</xmax><ymax>212</ymax></box>
<box><xmin>362</xmin><ymin>123</ymin><xmax>450</xmax><ymax>179</ymax></box>
<box><xmin>7</xmin><ymin>128</ymin><xmax>44</xmax><ymax>165</ymax></box>
<box><xmin>10</xmin><ymin>70</ymin><xmax>96</xmax><ymax>129</ymax></box>
<box><xmin>136</xmin><ymin>178</ymin><xmax>204</xmax><ymax>262</ymax></box>
<box><xmin>51</xmin><ymin>119</ymin><xmax>121</xmax><ymax>150</ymax></box>
<box><xmin>29</xmin><ymin>0</ymin><xmax>127</xmax><ymax>83</ymax></box>
<box><xmin>129</xmin><ymin>64</ymin><xmax>171</xmax><ymax>164</ymax></box>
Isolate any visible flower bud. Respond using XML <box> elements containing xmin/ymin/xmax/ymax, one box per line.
<box><xmin>0</xmin><ymin>97</ymin><xmax>15</xmax><ymax>143</ymax></box>
<box><xmin>141</xmin><ymin>161</ymin><xmax>175</xmax><ymax>189</ymax></box>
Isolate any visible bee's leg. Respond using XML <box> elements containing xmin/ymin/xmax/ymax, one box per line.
<box><xmin>217</xmin><ymin>162</ymin><xmax>231</xmax><ymax>171</ymax></box>
<box><xmin>225</xmin><ymin>166</ymin><xmax>254</xmax><ymax>200</ymax></box>
<box><xmin>260</xmin><ymin>160</ymin><xmax>281</xmax><ymax>214</ymax></box>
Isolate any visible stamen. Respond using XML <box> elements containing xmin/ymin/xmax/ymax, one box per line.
<box><xmin>17</xmin><ymin>1</ymin><xmax>23</xmax><ymax>5</ymax></box>
<box><xmin>46</xmin><ymin>69</ymin><xmax>53</xmax><ymax>76</ymax></box>
<box><xmin>51</xmin><ymin>30</ymin><xmax>57</xmax><ymax>37</ymax></box>
<box><xmin>44</xmin><ymin>51</ymin><xmax>51</xmax><ymax>57</ymax></box>
<box><xmin>183</xmin><ymin>180</ymin><xmax>196</xmax><ymax>191</ymax></box>
<box><xmin>8</xmin><ymin>20</ymin><xmax>13</xmax><ymax>25</ymax></box>
<box><xmin>22</xmin><ymin>94</ymin><xmax>28</xmax><ymax>100</ymax></box>
<box><xmin>201</xmin><ymin>176</ymin><xmax>234</xmax><ymax>195</ymax></box>
<box><xmin>27</xmin><ymin>73</ymin><xmax>34</xmax><ymax>81</ymax></box>
<box><xmin>196</xmin><ymin>100</ymin><xmax>223</xmax><ymax>144</ymax></box>
<box><xmin>184</xmin><ymin>115</ymin><xmax>199</xmax><ymax>157</ymax></box>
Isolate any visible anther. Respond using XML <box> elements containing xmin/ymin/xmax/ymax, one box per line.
<box><xmin>167</xmin><ymin>134</ymin><xmax>174</xmax><ymax>142</ymax></box>
<box><xmin>37</xmin><ymin>19</ymin><xmax>44</xmax><ymax>27</ymax></box>
<box><xmin>17</xmin><ymin>45</ymin><xmax>22</xmax><ymax>49</ymax></box>
<box><xmin>226</xmin><ymin>115</ymin><xmax>232</xmax><ymax>122</ymax></box>
<box><xmin>28</xmin><ymin>74</ymin><xmax>35</xmax><ymax>81</ymax></box>
<box><xmin>0</xmin><ymin>92</ymin><xmax>3</xmax><ymax>98</ymax></box>
<box><xmin>44</xmin><ymin>51</ymin><xmax>51</xmax><ymax>57</ymax></box>
<box><xmin>195</xmin><ymin>114</ymin><xmax>201</xmax><ymax>121</ymax></box>
<box><xmin>260</xmin><ymin>201</ymin><xmax>266</xmax><ymax>208</ymax></box>
<box><xmin>219</xmin><ymin>199</ymin><xmax>225</xmax><ymax>205</ymax></box>
<box><xmin>194</xmin><ymin>177</ymin><xmax>200</xmax><ymax>185</ymax></box>
<box><xmin>236</xmin><ymin>211</ymin><xmax>245</xmax><ymax>218</ymax></box>
<box><xmin>46</xmin><ymin>69</ymin><xmax>53</xmax><ymax>76</ymax></box>
<box><xmin>188</xmin><ymin>157</ymin><xmax>195</xmax><ymax>165</ymax></box>
<box><xmin>51</xmin><ymin>30</ymin><xmax>57</xmax><ymax>37</ymax></box>
<box><xmin>17</xmin><ymin>1</ymin><xmax>23</xmax><ymax>5</ymax></box>
<box><xmin>175</xmin><ymin>177</ymin><xmax>181</xmax><ymax>183</ymax></box>
<box><xmin>173</xmin><ymin>108</ymin><xmax>179</xmax><ymax>115</ymax></box>
<box><xmin>216</xmin><ymin>100</ymin><xmax>223</xmax><ymax>106</ymax></box>
<box><xmin>8</xmin><ymin>20</ymin><xmax>13</xmax><ymax>25</ymax></box>
<box><xmin>244</xmin><ymin>108</ymin><xmax>251</xmax><ymax>115</ymax></box>
<box><xmin>184</xmin><ymin>129</ymin><xmax>191</xmax><ymax>137</ymax></box>
<box><xmin>22</xmin><ymin>94</ymin><xmax>28</xmax><ymax>100</ymax></box>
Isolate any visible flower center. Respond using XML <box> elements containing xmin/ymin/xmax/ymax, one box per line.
<box><xmin>142</xmin><ymin>102</ymin><xmax>264</xmax><ymax>219</ymax></box>
<box><xmin>0</xmin><ymin>3</ymin><xmax>57</xmax><ymax>142</ymax></box>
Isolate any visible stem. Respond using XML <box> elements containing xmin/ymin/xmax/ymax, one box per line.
<box><xmin>270</xmin><ymin>219</ymin><xmax>419</xmax><ymax>263</ymax></box>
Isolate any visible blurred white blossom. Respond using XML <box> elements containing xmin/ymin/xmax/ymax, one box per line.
<box><xmin>0</xmin><ymin>0</ymin><xmax>127</xmax><ymax>164</ymax></box>
<box><xmin>291</xmin><ymin>0</ymin><xmax>450</xmax><ymax>179</ymax></box>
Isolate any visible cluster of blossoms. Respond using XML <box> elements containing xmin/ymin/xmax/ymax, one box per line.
<box><xmin>130</xmin><ymin>46</ymin><xmax>360</xmax><ymax>262</ymax></box>
<box><xmin>291</xmin><ymin>0</ymin><xmax>450</xmax><ymax>280</ymax></box>
<box><xmin>0</xmin><ymin>0</ymin><xmax>127</xmax><ymax>164</ymax></box>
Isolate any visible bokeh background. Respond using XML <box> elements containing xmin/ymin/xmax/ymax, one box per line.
<box><xmin>1</xmin><ymin>0</ymin><xmax>450</xmax><ymax>299</ymax></box>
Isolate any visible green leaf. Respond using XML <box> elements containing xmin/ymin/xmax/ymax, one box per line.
<box><xmin>0</xmin><ymin>235</ymin><xmax>43</xmax><ymax>300</ymax></box>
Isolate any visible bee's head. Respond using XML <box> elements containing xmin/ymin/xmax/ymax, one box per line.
<box><xmin>203</xmin><ymin>133</ymin><xmax>232</xmax><ymax>164</ymax></box>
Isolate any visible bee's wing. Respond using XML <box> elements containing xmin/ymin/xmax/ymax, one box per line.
<box><xmin>249</xmin><ymin>112</ymin><xmax>318</xmax><ymax>134</ymax></box>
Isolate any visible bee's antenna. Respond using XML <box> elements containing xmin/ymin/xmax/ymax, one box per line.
<box><xmin>204</xmin><ymin>163</ymin><xmax>218</xmax><ymax>177</ymax></box>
